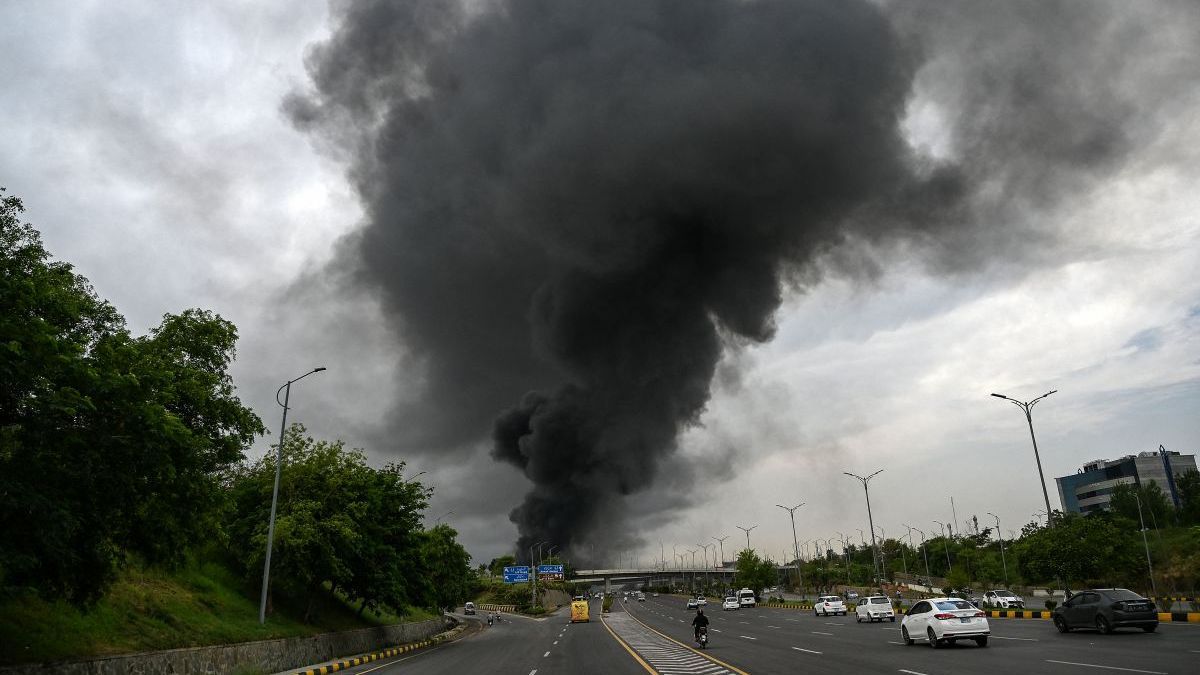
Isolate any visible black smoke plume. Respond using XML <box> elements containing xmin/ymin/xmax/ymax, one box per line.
<box><xmin>288</xmin><ymin>0</ymin><xmax>1197</xmax><ymax>561</ymax></box>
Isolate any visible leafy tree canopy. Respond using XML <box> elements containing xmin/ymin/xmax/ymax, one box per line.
<box><xmin>1</xmin><ymin>190</ymin><xmax>264</xmax><ymax>603</ymax></box>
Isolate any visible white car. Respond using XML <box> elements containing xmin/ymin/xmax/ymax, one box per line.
<box><xmin>984</xmin><ymin>589</ymin><xmax>1024</xmax><ymax>609</ymax></box>
<box><xmin>856</xmin><ymin>595</ymin><xmax>895</xmax><ymax>623</ymax></box>
<box><xmin>900</xmin><ymin>597</ymin><xmax>990</xmax><ymax>648</ymax></box>
<box><xmin>814</xmin><ymin>595</ymin><xmax>847</xmax><ymax>616</ymax></box>
<box><xmin>722</xmin><ymin>596</ymin><xmax>739</xmax><ymax>611</ymax></box>
<box><xmin>695</xmin><ymin>596</ymin><xmax>708</xmax><ymax>606</ymax></box>
<box><xmin>686</xmin><ymin>598</ymin><xmax>700</xmax><ymax>609</ymax></box>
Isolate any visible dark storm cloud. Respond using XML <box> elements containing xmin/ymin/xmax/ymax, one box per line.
<box><xmin>287</xmin><ymin>0</ymin><xmax>1198</xmax><ymax>560</ymax></box>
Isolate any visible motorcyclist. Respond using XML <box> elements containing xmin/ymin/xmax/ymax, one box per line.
<box><xmin>692</xmin><ymin>608</ymin><xmax>710</xmax><ymax>641</ymax></box>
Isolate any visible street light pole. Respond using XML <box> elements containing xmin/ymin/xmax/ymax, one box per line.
<box><xmin>844</xmin><ymin>470</ymin><xmax>884</xmax><ymax>587</ymax></box>
<box><xmin>987</xmin><ymin>512</ymin><xmax>1008</xmax><ymax>585</ymax></box>
<box><xmin>713</xmin><ymin>535</ymin><xmax>730</xmax><ymax>569</ymax></box>
<box><xmin>991</xmin><ymin>390</ymin><xmax>1057</xmax><ymax>525</ymax></box>
<box><xmin>1134</xmin><ymin>492</ymin><xmax>1157</xmax><ymax>597</ymax></box>
<box><xmin>736</xmin><ymin>524</ymin><xmax>758</xmax><ymax>553</ymax></box>
<box><xmin>934</xmin><ymin>520</ymin><xmax>952</xmax><ymax>571</ymax></box>
<box><xmin>259</xmin><ymin>366</ymin><xmax>326</xmax><ymax>625</ymax></box>
<box><xmin>874</xmin><ymin>525</ymin><xmax>888</xmax><ymax>581</ymax></box>
<box><xmin>835</xmin><ymin>532</ymin><xmax>850</xmax><ymax>585</ymax></box>
<box><xmin>910</xmin><ymin>526</ymin><xmax>931</xmax><ymax>583</ymax></box>
<box><xmin>776</xmin><ymin>503</ymin><xmax>805</xmax><ymax>599</ymax></box>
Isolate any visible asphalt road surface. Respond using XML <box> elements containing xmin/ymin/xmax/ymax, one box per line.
<box><xmin>287</xmin><ymin>594</ymin><xmax>1198</xmax><ymax>674</ymax></box>
<box><xmin>624</xmin><ymin>593</ymin><xmax>1200</xmax><ymax>674</ymax></box>
<box><xmin>303</xmin><ymin>599</ymin><xmax>638</xmax><ymax>675</ymax></box>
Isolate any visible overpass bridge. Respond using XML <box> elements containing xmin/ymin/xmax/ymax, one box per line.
<box><xmin>573</xmin><ymin>565</ymin><xmax>800</xmax><ymax>594</ymax></box>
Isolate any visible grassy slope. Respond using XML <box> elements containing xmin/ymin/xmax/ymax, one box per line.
<box><xmin>0</xmin><ymin>561</ymin><xmax>435</xmax><ymax>666</ymax></box>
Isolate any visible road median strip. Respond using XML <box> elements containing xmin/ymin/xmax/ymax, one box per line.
<box><xmin>290</xmin><ymin>622</ymin><xmax>466</xmax><ymax>674</ymax></box>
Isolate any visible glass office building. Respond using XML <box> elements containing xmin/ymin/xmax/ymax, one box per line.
<box><xmin>1055</xmin><ymin>447</ymin><xmax>1196</xmax><ymax>514</ymax></box>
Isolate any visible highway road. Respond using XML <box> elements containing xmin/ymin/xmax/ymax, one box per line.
<box><xmin>297</xmin><ymin>598</ymin><xmax>639</xmax><ymax>675</ymax></box>
<box><xmin>623</xmin><ymin>593</ymin><xmax>1200</xmax><ymax>674</ymax></box>
<box><xmin>286</xmin><ymin>593</ymin><xmax>1199</xmax><ymax>674</ymax></box>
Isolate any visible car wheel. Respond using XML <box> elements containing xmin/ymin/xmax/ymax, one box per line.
<box><xmin>1096</xmin><ymin>616</ymin><xmax>1113</xmax><ymax>635</ymax></box>
<box><xmin>1142</xmin><ymin>624</ymin><xmax>1157</xmax><ymax>633</ymax></box>
<box><xmin>902</xmin><ymin>626</ymin><xmax>914</xmax><ymax>646</ymax></box>
<box><xmin>928</xmin><ymin>627</ymin><xmax>940</xmax><ymax>648</ymax></box>
<box><xmin>975</xmin><ymin>637</ymin><xmax>988</xmax><ymax>647</ymax></box>
<box><xmin>1054</xmin><ymin>616</ymin><xmax>1069</xmax><ymax>633</ymax></box>
<box><xmin>856</xmin><ymin>614</ymin><xmax>862</xmax><ymax>623</ymax></box>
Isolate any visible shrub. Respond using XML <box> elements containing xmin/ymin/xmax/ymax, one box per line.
<box><xmin>1045</xmin><ymin>599</ymin><xmax>1057</xmax><ymax>610</ymax></box>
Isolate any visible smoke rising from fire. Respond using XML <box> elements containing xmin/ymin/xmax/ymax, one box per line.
<box><xmin>287</xmin><ymin>0</ymin><xmax>1198</xmax><ymax>561</ymax></box>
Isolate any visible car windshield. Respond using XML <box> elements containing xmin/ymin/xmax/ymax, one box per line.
<box><xmin>869</xmin><ymin>597</ymin><xmax>888</xmax><ymax>604</ymax></box>
<box><xmin>1100</xmin><ymin>589</ymin><xmax>1142</xmax><ymax>601</ymax></box>
<box><xmin>935</xmin><ymin>600</ymin><xmax>974</xmax><ymax>610</ymax></box>
<box><xmin>995</xmin><ymin>590</ymin><xmax>1014</xmax><ymax>597</ymax></box>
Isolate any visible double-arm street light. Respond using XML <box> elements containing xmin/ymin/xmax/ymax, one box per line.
<box><xmin>844</xmin><ymin>470</ymin><xmax>884</xmax><ymax>586</ymax></box>
<box><xmin>776</xmin><ymin>503</ymin><xmax>805</xmax><ymax>599</ymax></box>
<box><xmin>260</xmin><ymin>366</ymin><xmax>326</xmax><ymax>624</ymax></box>
<box><xmin>987</xmin><ymin>512</ymin><xmax>1008</xmax><ymax>585</ymax></box>
<box><xmin>933</xmin><ymin>520</ymin><xmax>952</xmax><ymax>571</ymax></box>
<box><xmin>909</xmin><ymin>526</ymin><xmax>931</xmax><ymax>583</ymax></box>
<box><xmin>713</xmin><ymin>535</ymin><xmax>730</xmax><ymax>568</ymax></box>
<box><xmin>736</xmin><ymin>524</ymin><xmax>758</xmax><ymax>553</ymax></box>
<box><xmin>991</xmin><ymin>390</ymin><xmax>1057</xmax><ymax>525</ymax></box>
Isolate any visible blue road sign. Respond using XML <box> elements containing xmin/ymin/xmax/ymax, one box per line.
<box><xmin>503</xmin><ymin>566</ymin><xmax>530</xmax><ymax>583</ymax></box>
<box><xmin>537</xmin><ymin>564</ymin><xmax>564</xmax><ymax>580</ymax></box>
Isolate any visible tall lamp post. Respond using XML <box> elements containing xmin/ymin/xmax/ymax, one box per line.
<box><xmin>713</xmin><ymin>535</ymin><xmax>730</xmax><ymax>569</ymax></box>
<box><xmin>933</xmin><ymin>520</ymin><xmax>952</xmax><ymax>571</ymax></box>
<box><xmin>987</xmin><ymin>512</ymin><xmax>1008</xmax><ymax>585</ymax></box>
<box><xmin>736</xmin><ymin>524</ymin><xmax>758</xmax><ymax>553</ymax></box>
<box><xmin>991</xmin><ymin>390</ymin><xmax>1057</xmax><ymax>525</ymax></box>
<box><xmin>835</xmin><ymin>532</ymin><xmax>851</xmax><ymax>585</ymax></box>
<box><xmin>776</xmin><ymin>503</ymin><xmax>805</xmax><ymax>599</ymax></box>
<box><xmin>260</xmin><ymin>366</ymin><xmax>326</xmax><ymax>624</ymax></box>
<box><xmin>844</xmin><ymin>470</ymin><xmax>884</xmax><ymax>586</ymax></box>
<box><xmin>909</xmin><ymin>526</ymin><xmax>931</xmax><ymax>583</ymax></box>
<box><xmin>1134</xmin><ymin>492</ymin><xmax>1157</xmax><ymax>597</ymax></box>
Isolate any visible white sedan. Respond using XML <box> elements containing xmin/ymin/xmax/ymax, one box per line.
<box><xmin>722</xmin><ymin>597</ymin><xmax>739</xmax><ymax>611</ymax></box>
<box><xmin>855</xmin><ymin>595</ymin><xmax>895</xmax><ymax>622</ymax></box>
<box><xmin>814</xmin><ymin>596</ymin><xmax>847</xmax><ymax>616</ymax></box>
<box><xmin>900</xmin><ymin>597</ymin><xmax>990</xmax><ymax>648</ymax></box>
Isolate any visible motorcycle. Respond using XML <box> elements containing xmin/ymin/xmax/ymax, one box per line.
<box><xmin>696</xmin><ymin>626</ymin><xmax>708</xmax><ymax>649</ymax></box>
<box><xmin>487</xmin><ymin>614</ymin><xmax>494</xmax><ymax>626</ymax></box>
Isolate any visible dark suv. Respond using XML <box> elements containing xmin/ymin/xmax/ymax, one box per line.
<box><xmin>1052</xmin><ymin>588</ymin><xmax>1157</xmax><ymax>634</ymax></box>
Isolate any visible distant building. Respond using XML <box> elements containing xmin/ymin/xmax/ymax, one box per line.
<box><xmin>1056</xmin><ymin>447</ymin><xmax>1196</xmax><ymax>514</ymax></box>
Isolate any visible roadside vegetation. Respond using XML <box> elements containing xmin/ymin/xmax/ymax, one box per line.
<box><xmin>0</xmin><ymin>190</ymin><xmax>473</xmax><ymax>664</ymax></box>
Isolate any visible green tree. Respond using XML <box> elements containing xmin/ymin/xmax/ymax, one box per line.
<box><xmin>733</xmin><ymin>550</ymin><xmax>775</xmax><ymax>599</ymax></box>
<box><xmin>1110</xmin><ymin>482</ymin><xmax>1173</xmax><ymax>528</ymax></box>
<box><xmin>417</xmin><ymin>524</ymin><xmax>473</xmax><ymax>611</ymax></box>
<box><xmin>1</xmin><ymin>191</ymin><xmax>264</xmax><ymax>603</ymax></box>
<box><xmin>1013</xmin><ymin>512</ymin><xmax>1143</xmax><ymax>589</ymax></box>
<box><xmin>489</xmin><ymin>555</ymin><xmax>517</xmax><ymax>577</ymax></box>
<box><xmin>1177</xmin><ymin>471</ymin><xmax>1200</xmax><ymax>525</ymax></box>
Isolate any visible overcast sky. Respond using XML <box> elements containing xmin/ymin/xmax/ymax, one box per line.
<box><xmin>2</xmin><ymin>0</ymin><xmax>1198</xmax><ymax>567</ymax></box>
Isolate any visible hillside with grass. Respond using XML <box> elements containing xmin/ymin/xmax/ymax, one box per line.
<box><xmin>0</xmin><ymin>558</ymin><xmax>435</xmax><ymax>666</ymax></box>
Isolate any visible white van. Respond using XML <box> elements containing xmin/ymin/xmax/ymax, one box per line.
<box><xmin>737</xmin><ymin>588</ymin><xmax>756</xmax><ymax>608</ymax></box>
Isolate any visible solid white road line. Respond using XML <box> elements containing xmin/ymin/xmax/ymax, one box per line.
<box><xmin>767</xmin><ymin>625</ymin><xmax>780</xmax><ymax>629</ymax></box>
<box><xmin>1044</xmin><ymin>660</ymin><xmax>1167</xmax><ymax>674</ymax></box>
<box><xmin>792</xmin><ymin>647</ymin><xmax>822</xmax><ymax>654</ymax></box>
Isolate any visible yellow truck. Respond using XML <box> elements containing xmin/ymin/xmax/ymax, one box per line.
<box><xmin>570</xmin><ymin>597</ymin><xmax>590</xmax><ymax>623</ymax></box>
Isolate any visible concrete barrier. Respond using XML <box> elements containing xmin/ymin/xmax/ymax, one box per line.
<box><xmin>984</xmin><ymin>609</ymin><xmax>1200</xmax><ymax>623</ymax></box>
<box><xmin>0</xmin><ymin>618</ymin><xmax>449</xmax><ymax>675</ymax></box>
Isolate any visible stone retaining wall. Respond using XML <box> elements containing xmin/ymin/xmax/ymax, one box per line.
<box><xmin>1</xmin><ymin>618</ymin><xmax>448</xmax><ymax>675</ymax></box>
